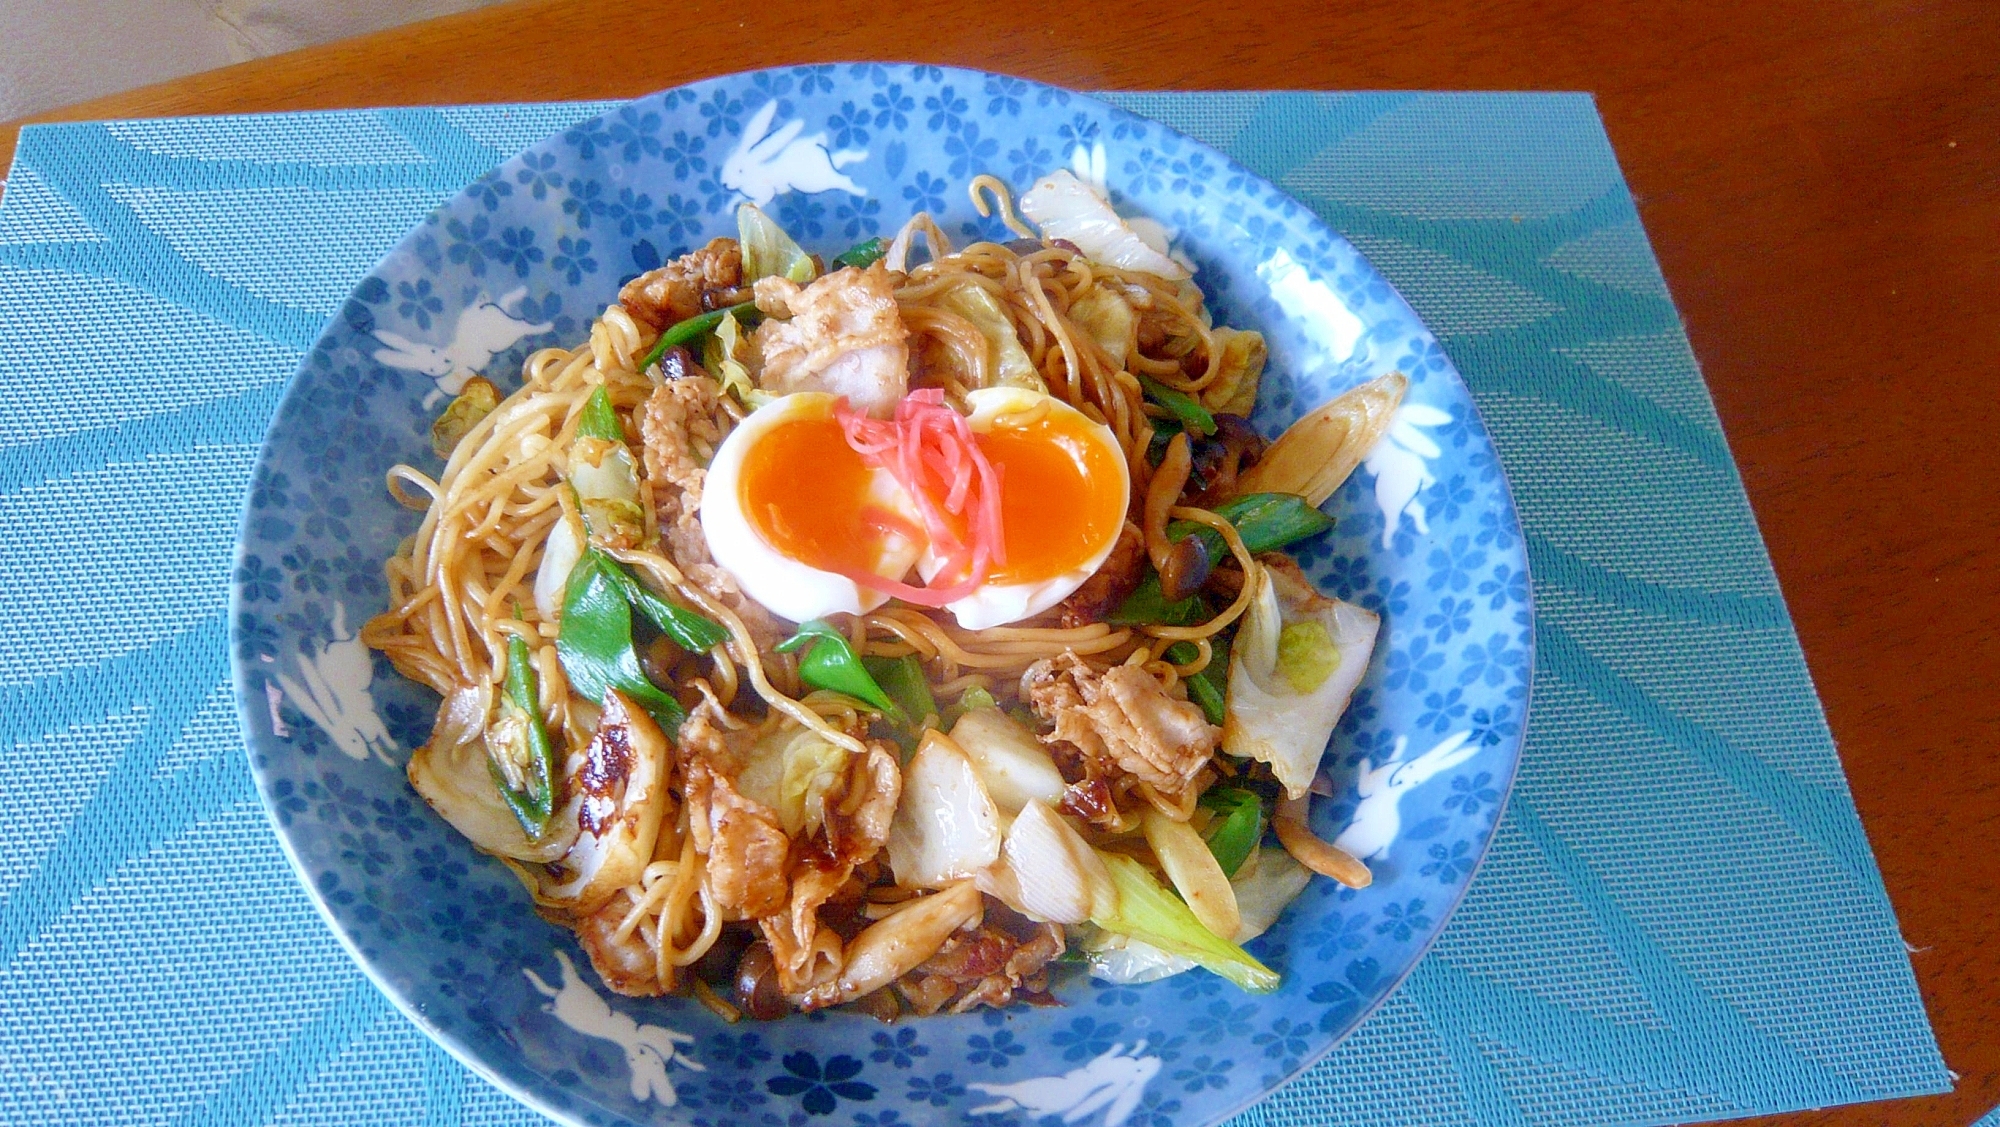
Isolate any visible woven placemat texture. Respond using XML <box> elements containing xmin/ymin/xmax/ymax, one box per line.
<box><xmin>0</xmin><ymin>91</ymin><xmax>1947</xmax><ymax>1126</ymax></box>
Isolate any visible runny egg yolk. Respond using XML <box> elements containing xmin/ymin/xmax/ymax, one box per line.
<box><xmin>973</xmin><ymin>416</ymin><xmax>1125</xmax><ymax>585</ymax></box>
<box><xmin>737</xmin><ymin>414</ymin><xmax>905</xmax><ymax>581</ymax></box>
<box><xmin>736</xmin><ymin>408</ymin><xmax>1125</xmax><ymax>587</ymax></box>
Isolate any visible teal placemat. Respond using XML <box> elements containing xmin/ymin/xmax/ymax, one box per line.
<box><xmin>0</xmin><ymin>91</ymin><xmax>1947</xmax><ymax>1126</ymax></box>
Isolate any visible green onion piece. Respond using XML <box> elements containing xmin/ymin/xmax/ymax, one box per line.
<box><xmin>1164</xmin><ymin>639</ymin><xmax>1228</xmax><ymax>727</ymax></box>
<box><xmin>832</xmin><ymin>237</ymin><xmax>886</xmax><ymax>269</ymax></box>
<box><xmin>1145</xmin><ymin>413</ymin><xmax>1184</xmax><ymax>466</ymax></box>
<box><xmin>776</xmin><ymin>620</ymin><xmax>902</xmax><ymax>721</ymax></box>
<box><xmin>638</xmin><ymin>300</ymin><xmax>761</xmax><ymax>373</ymax></box>
<box><xmin>593</xmin><ymin>553</ymin><xmax>728</xmax><ymax>651</ymax></box>
<box><xmin>578</xmin><ymin>384</ymin><xmax>626</xmax><ymax>442</ymax></box>
<box><xmin>1108</xmin><ymin>572</ymin><xmax>1206</xmax><ymax>627</ymax></box>
<box><xmin>1091</xmin><ymin>852</ymin><xmax>1278</xmax><ymax>993</ymax></box>
<box><xmin>1215</xmin><ymin>492</ymin><xmax>1338</xmax><ymax>552</ymax></box>
<box><xmin>1184</xmin><ymin>673</ymin><xmax>1226</xmax><ymax>727</ymax></box>
<box><xmin>566</xmin><ymin>546</ymin><xmax>727</xmax><ymax>651</ymax></box>
<box><xmin>556</xmin><ymin>551</ymin><xmax>686</xmax><ymax>732</ymax></box>
<box><xmin>623</xmin><ymin>580</ymin><xmax>729</xmax><ymax>652</ymax></box>
<box><xmin>1197</xmin><ymin>787</ymin><xmax>1266</xmax><ymax>878</ymax></box>
<box><xmin>1138</xmin><ymin>373</ymin><xmax>1217</xmax><ymax>437</ymax></box>
<box><xmin>490</xmin><ymin>632</ymin><xmax>559</xmax><ymax>836</ymax></box>
<box><xmin>863</xmin><ymin>654</ymin><xmax>938</xmax><ymax>732</ymax></box>
<box><xmin>1167</xmin><ymin>491</ymin><xmax>1338</xmax><ymax>564</ymax></box>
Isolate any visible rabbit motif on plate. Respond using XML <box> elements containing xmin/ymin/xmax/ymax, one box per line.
<box><xmin>1335</xmin><ymin>730</ymin><xmax>1480</xmax><ymax>861</ymax></box>
<box><xmin>524</xmin><ymin>951</ymin><xmax>703</xmax><ymax>1106</ymax></box>
<box><xmin>370</xmin><ymin>286</ymin><xmax>553</xmax><ymax>403</ymax></box>
<box><xmin>721</xmin><ymin>99</ymin><xmax>868</xmax><ymax>206</ymax></box>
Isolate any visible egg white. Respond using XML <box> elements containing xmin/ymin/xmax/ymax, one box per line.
<box><xmin>933</xmin><ymin>387</ymin><xmax>1130</xmax><ymax>630</ymax></box>
<box><xmin>700</xmin><ymin>392</ymin><xmax>923</xmax><ymax>624</ymax></box>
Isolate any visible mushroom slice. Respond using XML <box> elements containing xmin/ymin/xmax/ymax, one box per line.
<box><xmin>796</xmin><ymin>882</ymin><xmax>984</xmax><ymax>1011</ymax></box>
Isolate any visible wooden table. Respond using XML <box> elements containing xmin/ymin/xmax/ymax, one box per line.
<box><xmin>6</xmin><ymin>1</ymin><xmax>1994</xmax><ymax>1123</ymax></box>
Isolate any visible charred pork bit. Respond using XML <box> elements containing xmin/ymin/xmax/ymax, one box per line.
<box><xmin>1022</xmin><ymin>651</ymin><xmax>1219</xmax><ymax>808</ymax></box>
<box><xmin>761</xmin><ymin>742</ymin><xmax>902</xmax><ymax>994</ymax></box>
<box><xmin>619</xmin><ymin>237</ymin><xmax>743</xmax><ymax>332</ymax></box>
<box><xmin>750</xmin><ymin>262</ymin><xmax>910</xmax><ymax>418</ymax></box>
<box><xmin>575</xmin><ymin>893</ymin><xmax>667</xmax><ymax>997</ymax></box>
<box><xmin>680</xmin><ymin>706</ymin><xmax>793</xmax><ymax>920</ymax></box>
<box><xmin>896</xmin><ymin>907</ymin><xmax>1066</xmax><ymax>1016</ymax></box>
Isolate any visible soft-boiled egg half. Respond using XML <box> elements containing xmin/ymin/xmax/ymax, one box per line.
<box><xmin>931</xmin><ymin>387</ymin><xmax>1129</xmax><ymax>628</ymax></box>
<box><xmin>700</xmin><ymin>387</ymin><xmax>1129</xmax><ymax>628</ymax></box>
<box><xmin>700</xmin><ymin>392</ymin><xmax>926</xmax><ymax>623</ymax></box>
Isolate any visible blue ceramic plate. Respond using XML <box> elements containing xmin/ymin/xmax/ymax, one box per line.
<box><xmin>232</xmin><ymin>65</ymin><xmax>1531</xmax><ymax>1127</ymax></box>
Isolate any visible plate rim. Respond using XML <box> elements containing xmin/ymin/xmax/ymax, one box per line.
<box><xmin>227</xmin><ymin>62</ymin><xmax>1536</xmax><ymax>1127</ymax></box>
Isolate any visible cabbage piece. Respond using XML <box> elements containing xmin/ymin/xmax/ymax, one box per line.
<box><xmin>935</xmin><ymin>279</ymin><xmax>1043</xmax><ymax>390</ymax></box>
<box><xmin>1200</xmin><ymin>327</ymin><xmax>1266</xmax><ymax>417</ymax></box>
<box><xmin>728</xmin><ymin>715</ymin><xmax>850</xmax><ymax>838</ymax></box>
<box><xmin>540</xmin><ymin>689</ymin><xmax>672</xmax><ymax>914</ymax></box>
<box><xmin>532</xmin><ymin>509</ymin><xmax>586</xmax><ymax>621</ymax></box>
<box><xmin>1223</xmin><ymin>563</ymin><xmax>1380</xmax><ymax>799</ymax></box>
<box><xmin>729</xmin><ymin>720</ymin><xmax>789</xmax><ymax>811</ymax></box>
<box><xmin>1084</xmin><ymin>846</ymin><xmax>1311</xmax><ymax>984</ymax></box>
<box><xmin>408</xmin><ymin>682</ymin><xmax>580</xmax><ymax>864</ymax></box>
<box><xmin>738</xmin><ymin>202</ymin><xmax>816</xmax><ymax>285</ymax></box>
<box><xmin>1088</xmin><ymin>852</ymin><xmax>1277</xmax><ymax>993</ymax></box>
<box><xmin>566</xmin><ymin>387</ymin><xmax>644</xmax><ymax>549</ymax></box>
<box><xmin>430</xmin><ymin>376</ymin><xmax>500</xmax><ymax>459</ymax></box>
<box><xmin>976</xmin><ymin>798</ymin><xmax>1113</xmax><ymax>925</ymax></box>
<box><xmin>777</xmin><ymin>729</ymin><xmax>852</xmax><ymax>839</ymax></box>
<box><xmin>947</xmin><ymin>706</ymin><xmax>1066</xmax><ymax>815</ymax></box>
<box><xmin>568</xmin><ymin>444</ymin><xmax>644</xmax><ymax>548</ymax></box>
<box><xmin>1277</xmin><ymin>621</ymin><xmax>1339</xmax><ymax>693</ymax></box>
<box><xmin>1230</xmin><ymin>846</ymin><xmax>1315</xmax><ymax>932</ymax></box>
<box><xmin>703</xmin><ymin>310</ymin><xmax>765</xmax><ymax>407</ymax></box>
<box><xmin>886</xmin><ymin>732</ymin><xmax>1003</xmax><ymax>887</ymax></box>
<box><xmin>1018</xmin><ymin>170</ymin><xmax>1189</xmax><ymax>280</ymax></box>
<box><xmin>1066</xmin><ymin>286</ymin><xmax>1136</xmax><ymax>372</ymax></box>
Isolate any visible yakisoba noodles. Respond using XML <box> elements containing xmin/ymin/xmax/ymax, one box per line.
<box><xmin>367</xmin><ymin>167</ymin><xmax>1405</xmax><ymax>1018</ymax></box>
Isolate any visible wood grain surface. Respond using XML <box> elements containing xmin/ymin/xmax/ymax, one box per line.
<box><xmin>5</xmin><ymin>2</ymin><xmax>1996</xmax><ymax>1124</ymax></box>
